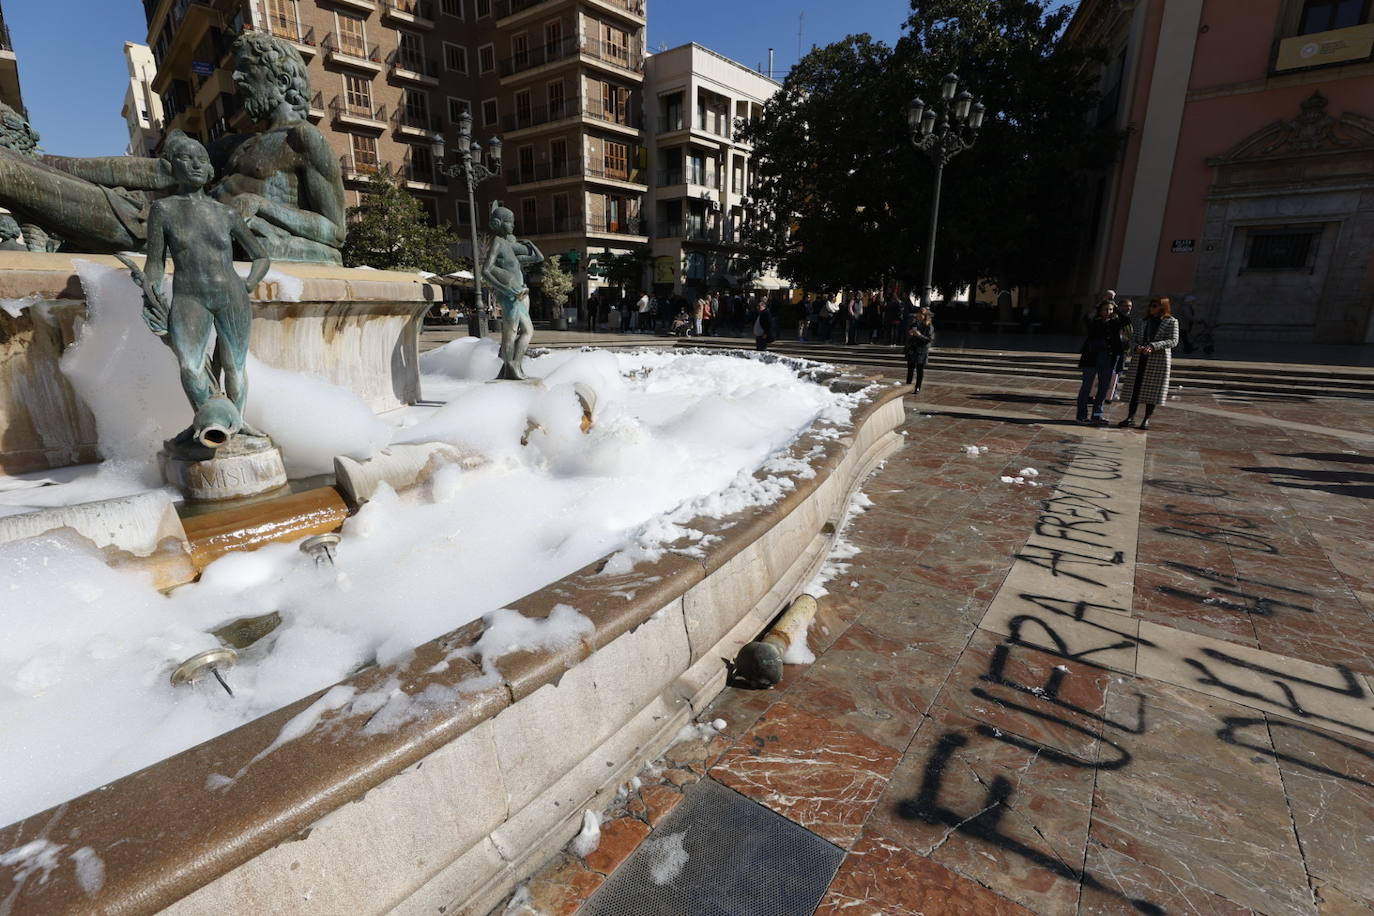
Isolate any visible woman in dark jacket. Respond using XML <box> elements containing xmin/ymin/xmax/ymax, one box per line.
<box><xmin>904</xmin><ymin>308</ymin><xmax>935</xmax><ymax>393</ymax></box>
<box><xmin>1076</xmin><ymin>299</ymin><xmax>1133</xmax><ymax>425</ymax></box>
<box><xmin>752</xmin><ymin>300</ymin><xmax>775</xmax><ymax>351</ymax></box>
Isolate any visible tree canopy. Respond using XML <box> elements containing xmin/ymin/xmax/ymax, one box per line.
<box><xmin>741</xmin><ymin>0</ymin><xmax>1115</xmax><ymax>295</ymax></box>
<box><xmin>341</xmin><ymin>166</ymin><xmax>465</xmax><ymax>274</ymax></box>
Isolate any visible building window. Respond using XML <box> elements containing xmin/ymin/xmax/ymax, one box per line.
<box><xmin>553</xmin><ymin>193</ymin><xmax>569</xmax><ymax>229</ymax></box>
<box><xmin>605</xmin><ymin>140</ymin><xmax>629</xmax><ymax>180</ymax></box>
<box><xmin>351</xmin><ymin>133</ymin><xmax>379</xmax><ymax>172</ymax></box>
<box><xmin>440</xmin><ymin>0</ymin><xmax>464</xmax><ymax>17</ymax></box>
<box><xmin>517</xmin><ymin>145</ymin><xmax>535</xmax><ymax>181</ymax></box>
<box><xmin>448</xmin><ymin>97</ymin><xmax>471</xmax><ymax>124</ymax></box>
<box><xmin>336</xmin><ymin>13</ymin><xmax>367</xmax><ymax>58</ymax></box>
<box><xmin>1299</xmin><ymin>0</ymin><xmax>1367</xmax><ymax>34</ymax></box>
<box><xmin>551</xmin><ymin>138</ymin><xmax>568</xmax><ymax>170</ymax></box>
<box><xmin>478</xmin><ymin>43</ymin><xmax>495</xmax><ymax>73</ymax></box>
<box><xmin>547</xmin><ymin>80</ymin><xmax>566</xmax><ymax>118</ymax></box>
<box><xmin>1243</xmin><ymin>228</ymin><xmax>1321</xmax><ymax>272</ymax></box>
<box><xmin>455</xmin><ymin>198</ymin><xmax>472</xmax><ymax>224</ymax></box>
<box><xmin>267</xmin><ymin>0</ymin><xmax>300</xmax><ymax>41</ymax></box>
<box><xmin>544</xmin><ymin>19</ymin><xmax>563</xmax><ymax>50</ymax></box>
<box><xmin>512</xmin><ymin>33</ymin><xmax>529</xmax><ymax>69</ymax></box>
<box><xmin>521</xmin><ymin>198</ymin><xmax>538</xmax><ymax>232</ymax></box>
<box><xmin>443</xmin><ymin>42</ymin><xmax>468</xmax><ymax>73</ymax></box>
<box><xmin>403</xmin><ymin>89</ymin><xmax>431</xmax><ymax>129</ymax></box>
<box><xmin>482</xmin><ymin>98</ymin><xmax>499</xmax><ymax>126</ymax></box>
<box><xmin>514</xmin><ymin>89</ymin><xmax>532</xmax><ymax>126</ymax></box>
<box><xmin>344</xmin><ymin>74</ymin><xmax>373</xmax><ymax>115</ymax></box>
<box><xmin>397</xmin><ymin>31</ymin><xmax>426</xmax><ymax>71</ymax></box>
<box><xmin>410</xmin><ymin>144</ymin><xmax>435</xmax><ymax>183</ymax></box>
<box><xmin>476</xmin><ymin>0</ymin><xmax>491</xmax><ymax>16</ymax></box>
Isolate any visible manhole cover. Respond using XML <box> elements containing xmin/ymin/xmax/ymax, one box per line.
<box><xmin>579</xmin><ymin>778</ymin><xmax>844</xmax><ymax>916</ymax></box>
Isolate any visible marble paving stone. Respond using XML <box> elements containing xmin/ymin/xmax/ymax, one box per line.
<box><xmin>863</xmin><ymin>713</ymin><xmax>1096</xmax><ymax>915</ymax></box>
<box><xmin>1135</xmin><ymin>621</ymin><xmax>1374</xmax><ymax>743</ymax></box>
<box><xmin>933</xmin><ymin>630</ymin><xmax>1111</xmax><ymax>767</ymax></box>
<box><xmin>782</xmin><ymin>624</ymin><xmax>950</xmax><ymax>751</ymax></box>
<box><xmin>708</xmin><ymin>701</ymin><xmax>903</xmax><ymax>848</ymax></box>
<box><xmin>516</xmin><ymin>855</ymin><xmax>604</xmax><ymax>916</ymax></box>
<box><xmin>814</xmin><ymin>832</ymin><xmax>1034</xmax><ymax>916</ymax></box>
<box><xmin>844</xmin><ymin>577</ymin><xmax>986</xmax><ymax>661</ymax></box>
<box><xmin>1129</xmin><ymin>560</ymin><xmax>1263</xmax><ymax>647</ymax></box>
<box><xmin>1077</xmin><ymin>842</ymin><xmax>1255</xmax><ymax>916</ymax></box>
<box><xmin>1311</xmin><ymin>876</ymin><xmax>1374</xmax><ymax>915</ymax></box>
<box><xmin>978</xmin><ymin>587</ymin><xmax>1141</xmax><ymax>674</ymax></box>
<box><xmin>1263</xmin><ymin>719</ymin><xmax>1374</xmax><ymax>908</ymax></box>
<box><xmin>583</xmin><ymin>817</ymin><xmax>651</xmax><ymax>876</ymax></box>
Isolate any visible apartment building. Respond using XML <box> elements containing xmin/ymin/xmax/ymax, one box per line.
<box><xmin>142</xmin><ymin>0</ymin><xmax>650</xmax><ymax>293</ymax></box>
<box><xmin>642</xmin><ymin>43</ymin><xmax>778</xmax><ymax>296</ymax></box>
<box><xmin>1062</xmin><ymin>0</ymin><xmax>1374</xmax><ymax>344</ymax></box>
<box><xmin>0</xmin><ymin>1</ymin><xmax>25</xmax><ymax>116</ymax></box>
<box><xmin>122</xmin><ymin>43</ymin><xmax>166</xmax><ymax>157</ymax></box>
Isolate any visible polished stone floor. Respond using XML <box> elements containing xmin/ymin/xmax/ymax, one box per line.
<box><xmin>500</xmin><ymin>364</ymin><xmax>1374</xmax><ymax>916</ymax></box>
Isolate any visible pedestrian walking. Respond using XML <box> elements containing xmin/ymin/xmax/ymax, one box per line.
<box><xmin>753</xmin><ymin>299</ymin><xmax>775</xmax><ymax>351</ymax></box>
<box><xmin>635</xmin><ymin>290</ymin><xmax>650</xmax><ymax>333</ymax></box>
<box><xmin>905</xmin><ymin>308</ymin><xmax>935</xmax><ymax>394</ymax></box>
<box><xmin>1118</xmin><ymin>297</ymin><xmax>1180</xmax><ymax>430</ymax></box>
<box><xmin>1075</xmin><ymin>299</ymin><xmax>1133</xmax><ymax>425</ymax></box>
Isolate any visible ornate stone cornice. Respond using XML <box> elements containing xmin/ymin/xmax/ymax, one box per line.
<box><xmin>1208</xmin><ymin>91</ymin><xmax>1374</xmax><ymax>165</ymax></box>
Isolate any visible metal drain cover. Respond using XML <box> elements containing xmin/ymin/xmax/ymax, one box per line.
<box><xmin>579</xmin><ymin>778</ymin><xmax>844</xmax><ymax>916</ymax></box>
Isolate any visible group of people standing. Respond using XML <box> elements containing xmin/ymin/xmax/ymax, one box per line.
<box><xmin>1076</xmin><ymin>290</ymin><xmax>1179</xmax><ymax>430</ymax></box>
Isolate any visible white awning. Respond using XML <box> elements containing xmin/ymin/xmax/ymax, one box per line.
<box><xmin>749</xmin><ymin>276</ymin><xmax>790</xmax><ymax>290</ymax></box>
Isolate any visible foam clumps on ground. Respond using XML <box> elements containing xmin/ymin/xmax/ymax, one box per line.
<box><xmin>0</xmin><ymin>332</ymin><xmax>864</xmax><ymax>829</ymax></box>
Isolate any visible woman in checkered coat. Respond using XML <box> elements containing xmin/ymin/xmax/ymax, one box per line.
<box><xmin>1117</xmin><ymin>297</ymin><xmax>1179</xmax><ymax>430</ymax></box>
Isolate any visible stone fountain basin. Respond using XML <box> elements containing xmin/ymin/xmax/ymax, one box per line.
<box><xmin>0</xmin><ymin>380</ymin><xmax>907</xmax><ymax>916</ymax></box>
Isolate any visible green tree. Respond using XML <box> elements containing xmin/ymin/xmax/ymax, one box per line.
<box><xmin>341</xmin><ymin>166</ymin><xmax>465</xmax><ymax>274</ymax></box>
<box><xmin>742</xmin><ymin>0</ymin><xmax>1116</xmax><ymax>295</ymax></box>
<box><xmin>538</xmin><ymin>255</ymin><xmax>573</xmax><ymax>306</ymax></box>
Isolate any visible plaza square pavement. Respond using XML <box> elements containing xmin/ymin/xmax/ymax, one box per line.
<box><xmin>490</xmin><ymin>352</ymin><xmax>1374</xmax><ymax>916</ymax></box>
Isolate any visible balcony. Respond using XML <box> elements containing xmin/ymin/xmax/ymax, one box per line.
<box><xmin>505</xmin><ymin>157</ymin><xmax>582</xmax><ymax>187</ymax></box>
<box><xmin>657</xmin><ymin>114</ymin><xmax>685</xmax><ymax>135</ymax></box>
<box><xmin>307</xmin><ymin>91</ymin><xmax>326</xmax><ymax>122</ymax></box>
<box><xmin>498</xmin><ymin>35</ymin><xmax>577</xmax><ymax>78</ymax></box>
<box><xmin>586</xmin><ymin>160</ymin><xmax>646</xmax><ymax>187</ymax></box>
<box><xmin>583</xmin><ymin>94</ymin><xmax>640</xmax><ymax>131</ymax></box>
<box><xmin>580</xmin><ymin>35</ymin><xmax>643</xmax><ymax>75</ymax></box>
<box><xmin>325</xmin><ymin>0</ymin><xmax>378</xmax><ymax>13</ymax></box>
<box><xmin>340</xmin><ymin>154</ymin><xmax>382</xmax><ymax>185</ymax></box>
<box><xmin>402</xmin><ymin>162</ymin><xmax>443</xmax><ymax>190</ymax></box>
<box><xmin>521</xmin><ymin>215</ymin><xmax>586</xmax><ymax>236</ymax></box>
<box><xmin>588</xmin><ymin>217</ymin><xmax>645</xmax><ymax>238</ymax></box>
<box><xmin>657</xmin><ymin>169</ymin><xmax>719</xmax><ymax>190</ymax></box>
<box><xmin>389</xmin><ymin>51</ymin><xmax>441</xmax><ymax>86</ymax></box>
<box><xmin>495</xmin><ymin>0</ymin><xmax>643</xmax><ymax>26</ymax></box>
<box><xmin>323</xmin><ymin>34</ymin><xmax>385</xmax><ymax>74</ymax></box>
<box><xmin>502</xmin><ymin>97</ymin><xmax>578</xmax><ymax>132</ymax></box>
<box><xmin>331</xmin><ymin>96</ymin><xmax>388</xmax><ymax>130</ymax></box>
<box><xmin>256</xmin><ymin>20</ymin><xmax>318</xmax><ymax>58</ymax></box>
<box><xmin>382</xmin><ymin>0</ymin><xmax>435</xmax><ymax>28</ymax></box>
<box><xmin>655</xmin><ymin>222</ymin><xmax>737</xmax><ymax>245</ymax></box>
<box><xmin>394</xmin><ymin>108</ymin><xmax>444</xmax><ymax>140</ymax></box>
<box><xmin>150</xmin><ymin>1</ymin><xmax>219</xmax><ymax>92</ymax></box>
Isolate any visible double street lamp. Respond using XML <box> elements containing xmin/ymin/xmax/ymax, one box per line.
<box><xmin>907</xmin><ymin>73</ymin><xmax>986</xmax><ymax>311</ymax></box>
<box><xmin>441</xmin><ymin>110</ymin><xmax>503</xmax><ymax>338</ymax></box>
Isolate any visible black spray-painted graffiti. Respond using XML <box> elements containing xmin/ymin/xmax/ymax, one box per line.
<box><xmin>1186</xmin><ymin>648</ymin><xmax>1374</xmax><ymax>740</ymax></box>
<box><xmin>1217</xmin><ymin>718</ymin><xmax>1374</xmax><ymax>789</ymax></box>
<box><xmin>1155</xmin><ymin>505</ymin><xmax>1278</xmax><ymax>554</ymax></box>
<box><xmin>1014</xmin><ymin>442</ymin><xmax>1132</xmax><ymax>589</ymax></box>
<box><xmin>1156</xmin><ymin>560</ymin><xmax>1313</xmax><ymax>617</ymax></box>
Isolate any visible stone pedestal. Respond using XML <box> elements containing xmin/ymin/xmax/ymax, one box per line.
<box><xmin>161</xmin><ymin>436</ymin><xmax>288</xmax><ymax>502</ymax></box>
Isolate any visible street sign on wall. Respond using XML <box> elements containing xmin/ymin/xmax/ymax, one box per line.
<box><xmin>1171</xmin><ymin>239</ymin><xmax>1195</xmax><ymax>253</ymax></box>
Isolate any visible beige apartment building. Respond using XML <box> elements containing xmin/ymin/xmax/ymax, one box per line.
<box><xmin>642</xmin><ymin>43</ymin><xmax>777</xmax><ymax>296</ymax></box>
<box><xmin>122</xmin><ymin>42</ymin><xmax>166</xmax><ymax>157</ymax></box>
<box><xmin>0</xmin><ymin>1</ymin><xmax>24</xmax><ymax>116</ymax></box>
<box><xmin>142</xmin><ymin>0</ymin><xmax>649</xmax><ymax>295</ymax></box>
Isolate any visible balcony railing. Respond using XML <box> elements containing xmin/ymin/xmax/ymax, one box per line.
<box><xmin>494</xmin><ymin>0</ymin><xmax>644</xmax><ymax>18</ymax></box>
<box><xmin>1</xmin><ymin>18</ymin><xmax>12</xmax><ymax>54</ymax></box>
<box><xmin>506</xmin><ymin>157</ymin><xmax>582</xmax><ymax>186</ymax></box>
<box><xmin>656</xmin><ymin>222</ymin><xmax>737</xmax><ymax>243</ymax></box>
<box><xmin>323</xmin><ymin>33</ymin><xmax>383</xmax><ymax>64</ymax></box>
<box><xmin>331</xmin><ymin>96</ymin><xmax>389</xmax><ymax>125</ymax></box>
<box><xmin>261</xmin><ymin>19</ymin><xmax>317</xmax><ymax>48</ymax></box>
<box><xmin>502</xmin><ymin>97</ymin><xmax>575</xmax><ymax>131</ymax></box>
<box><xmin>402</xmin><ymin>162</ymin><xmax>439</xmax><ymax>184</ymax></box>
<box><xmin>498</xmin><ymin>34</ymin><xmax>643</xmax><ymax>77</ymax></box>
<box><xmin>589</xmin><ymin>217</ymin><xmax>643</xmax><ymax>235</ymax></box>
<box><xmin>394</xmin><ymin>108</ymin><xmax>444</xmax><ymax>133</ymax></box>
<box><xmin>391</xmin><ymin>51</ymin><xmax>440</xmax><ymax>79</ymax></box>
<box><xmin>586</xmin><ymin>160</ymin><xmax>640</xmax><ymax>184</ymax></box>
<box><xmin>522</xmin><ymin>215</ymin><xmax>585</xmax><ymax>236</ymax></box>
<box><xmin>498</xmin><ymin>35</ymin><xmax>578</xmax><ymax>76</ymax></box>
<box><xmin>657</xmin><ymin>114</ymin><xmax>685</xmax><ymax>134</ymax></box>
<box><xmin>659</xmin><ymin>169</ymin><xmax>718</xmax><ymax>189</ymax></box>
<box><xmin>340</xmin><ymin>154</ymin><xmax>381</xmax><ymax>182</ymax></box>
<box><xmin>382</xmin><ymin>0</ymin><xmax>434</xmax><ymax>21</ymax></box>
<box><xmin>584</xmin><ymin>94</ymin><xmax>638</xmax><ymax>128</ymax></box>
<box><xmin>696</xmin><ymin>112</ymin><xmax>731</xmax><ymax>139</ymax></box>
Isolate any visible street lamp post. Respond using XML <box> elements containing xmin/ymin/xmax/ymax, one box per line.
<box><xmin>907</xmin><ymin>74</ymin><xmax>985</xmax><ymax>311</ymax></box>
<box><xmin>441</xmin><ymin>110</ymin><xmax>503</xmax><ymax>338</ymax></box>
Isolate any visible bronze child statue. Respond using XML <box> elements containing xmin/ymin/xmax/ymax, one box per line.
<box><xmin>138</xmin><ymin>130</ymin><xmax>271</xmax><ymax>450</ymax></box>
<box><xmin>482</xmin><ymin>203</ymin><xmax>545</xmax><ymax>380</ymax></box>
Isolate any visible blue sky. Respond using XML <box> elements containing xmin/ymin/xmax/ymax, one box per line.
<box><xmin>6</xmin><ymin>0</ymin><xmax>913</xmax><ymax>157</ymax></box>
